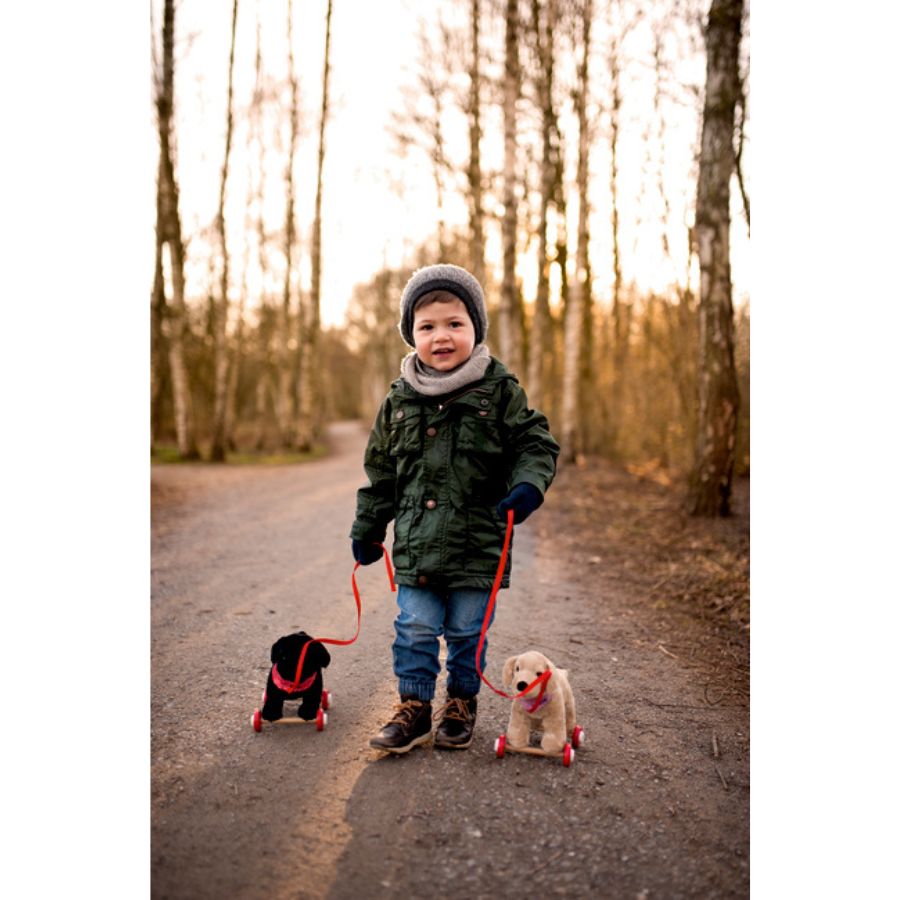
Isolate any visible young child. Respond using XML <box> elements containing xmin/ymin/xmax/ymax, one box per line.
<box><xmin>350</xmin><ymin>263</ymin><xmax>560</xmax><ymax>753</ymax></box>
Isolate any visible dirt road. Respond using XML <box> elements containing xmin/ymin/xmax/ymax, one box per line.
<box><xmin>152</xmin><ymin>421</ymin><xmax>749</xmax><ymax>899</ymax></box>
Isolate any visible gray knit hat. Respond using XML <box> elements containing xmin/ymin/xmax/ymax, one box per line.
<box><xmin>398</xmin><ymin>264</ymin><xmax>488</xmax><ymax>347</ymax></box>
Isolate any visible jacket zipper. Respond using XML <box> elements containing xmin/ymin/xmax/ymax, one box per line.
<box><xmin>436</xmin><ymin>385</ymin><xmax>491</xmax><ymax>412</ymax></box>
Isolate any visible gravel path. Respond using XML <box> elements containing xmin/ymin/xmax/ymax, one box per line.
<box><xmin>152</xmin><ymin>421</ymin><xmax>749</xmax><ymax>899</ymax></box>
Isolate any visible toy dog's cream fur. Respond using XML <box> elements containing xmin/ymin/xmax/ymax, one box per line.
<box><xmin>502</xmin><ymin>650</ymin><xmax>576</xmax><ymax>754</ymax></box>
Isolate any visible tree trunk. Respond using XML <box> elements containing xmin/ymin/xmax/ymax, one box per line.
<box><xmin>278</xmin><ymin>0</ymin><xmax>300</xmax><ymax>448</ymax></box>
<box><xmin>527</xmin><ymin>0</ymin><xmax>559</xmax><ymax>411</ymax></box>
<box><xmin>155</xmin><ymin>0</ymin><xmax>199</xmax><ymax>460</ymax></box>
<box><xmin>467</xmin><ymin>0</ymin><xmax>486</xmax><ymax>289</ymax></box>
<box><xmin>561</xmin><ymin>0</ymin><xmax>593</xmax><ymax>465</ymax></box>
<box><xmin>210</xmin><ymin>0</ymin><xmax>240</xmax><ymax>462</ymax></box>
<box><xmin>686</xmin><ymin>0</ymin><xmax>743</xmax><ymax>517</ymax></box>
<box><xmin>250</xmin><ymin>8</ymin><xmax>271</xmax><ymax>450</ymax></box>
<box><xmin>296</xmin><ymin>0</ymin><xmax>333</xmax><ymax>452</ymax></box>
<box><xmin>607</xmin><ymin>25</ymin><xmax>629</xmax><ymax>458</ymax></box>
<box><xmin>151</xmin><ymin>178</ymin><xmax>168</xmax><ymax>450</ymax></box>
<box><xmin>499</xmin><ymin>0</ymin><xmax>523</xmax><ymax>376</ymax></box>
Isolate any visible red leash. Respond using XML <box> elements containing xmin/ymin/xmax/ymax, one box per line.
<box><xmin>290</xmin><ymin>542</ymin><xmax>396</xmax><ymax>691</ymax></box>
<box><xmin>475</xmin><ymin>509</ymin><xmax>551</xmax><ymax>711</ymax></box>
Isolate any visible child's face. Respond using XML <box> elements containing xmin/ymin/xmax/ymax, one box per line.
<box><xmin>412</xmin><ymin>297</ymin><xmax>476</xmax><ymax>371</ymax></box>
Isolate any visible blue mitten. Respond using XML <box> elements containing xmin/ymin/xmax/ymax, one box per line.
<box><xmin>352</xmin><ymin>539</ymin><xmax>384</xmax><ymax>565</ymax></box>
<box><xmin>496</xmin><ymin>483</ymin><xmax>543</xmax><ymax>524</ymax></box>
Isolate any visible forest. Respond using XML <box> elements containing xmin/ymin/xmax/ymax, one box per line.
<box><xmin>151</xmin><ymin>0</ymin><xmax>749</xmax><ymax>517</ymax></box>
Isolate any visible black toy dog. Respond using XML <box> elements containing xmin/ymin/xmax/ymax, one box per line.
<box><xmin>261</xmin><ymin>631</ymin><xmax>331</xmax><ymax>722</ymax></box>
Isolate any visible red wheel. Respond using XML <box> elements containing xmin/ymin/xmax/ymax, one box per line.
<box><xmin>251</xmin><ymin>709</ymin><xmax>262</xmax><ymax>733</ymax></box>
<box><xmin>562</xmin><ymin>743</ymin><xmax>574</xmax><ymax>767</ymax></box>
<box><xmin>316</xmin><ymin>709</ymin><xmax>326</xmax><ymax>731</ymax></box>
<box><xmin>494</xmin><ymin>734</ymin><xmax>507</xmax><ymax>758</ymax></box>
<box><xmin>572</xmin><ymin>725</ymin><xmax>585</xmax><ymax>749</ymax></box>
<box><xmin>321</xmin><ymin>690</ymin><xmax>331</xmax><ymax>711</ymax></box>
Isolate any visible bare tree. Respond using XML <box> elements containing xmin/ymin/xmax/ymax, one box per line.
<box><xmin>498</xmin><ymin>0</ymin><xmax>524</xmax><ymax>376</ymax></box>
<box><xmin>603</xmin><ymin>0</ymin><xmax>637</xmax><ymax>457</ymax></box>
<box><xmin>296</xmin><ymin>0</ymin><xmax>333</xmax><ymax>451</ymax></box>
<box><xmin>151</xmin><ymin>177</ymin><xmax>168</xmax><ymax>450</ymax></box>
<box><xmin>560</xmin><ymin>0</ymin><xmax>593</xmax><ymax>464</ymax></box>
<box><xmin>391</xmin><ymin>22</ymin><xmax>454</xmax><ymax>261</ymax></box>
<box><xmin>210</xmin><ymin>0</ymin><xmax>240</xmax><ymax>461</ymax></box>
<box><xmin>686</xmin><ymin>0</ymin><xmax>743</xmax><ymax>516</ymax></box>
<box><xmin>526</xmin><ymin>0</ymin><xmax>563</xmax><ymax>410</ymax></box>
<box><xmin>153</xmin><ymin>0</ymin><xmax>199</xmax><ymax>459</ymax></box>
<box><xmin>226</xmin><ymin>1</ymin><xmax>267</xmax><ymax>451</ymax></box>
<box><xmin>277</xmin><ymin>0</ymin><xmax>300</xmax><ymax>448</ymax></box>
<box><xmin>466</xmin><ymin>0</ymin><xmax>487</xmax><ymax>288</ymax></box>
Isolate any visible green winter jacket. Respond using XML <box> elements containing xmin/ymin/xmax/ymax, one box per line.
<box><xmin>350</xmin><ymin>358</ymin><xmax>560</xmax><ymax>590</ymax></box>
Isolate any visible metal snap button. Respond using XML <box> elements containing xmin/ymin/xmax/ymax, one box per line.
<box><xmin>480</xmin><ymin>398</ymin><xmax>489</xmax><ymax>407</ymax></box>
<box><xmin>426</xmin><ymin>426</ymin><xmax>437</xmax><ymax>437</ymax></box>
<box><xmin>396</xmin><ymin>410</ymin><xmax>405</xmax><ymax>419</ymax></box>
<box><xmin>425</xmin><ymin>499</ymin><xmax>437</xmax><ymax>510</ymax></box>
<box><xmin>478</xmin><ymin>410</ymin><xmax>489</xmax><ymax>417</ymax></box>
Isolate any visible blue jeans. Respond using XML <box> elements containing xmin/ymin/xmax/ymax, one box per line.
<box><xmin>392</xmin><ymin>585</ymin><xmax>495</xmax><ymax>701</ymax></box>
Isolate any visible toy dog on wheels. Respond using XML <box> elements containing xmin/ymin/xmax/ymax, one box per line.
<box><xmin>251</xmin><ymin>631</ymin><xmax>333</xmax><ymax>733</ymax></box>
<box><xmin>492</xmin><ymin>650</ymin><xmax>585</xmax><ymax>767</ymax></box>
<box><xmin>250</xmin><ymin>545</ymin><xmax>395</xmax><ymax>734</ymax></box>
<box><xmin>477</xmin><ymin>512</ymin><xmax>585</xmax><ymax>767</ymax></box>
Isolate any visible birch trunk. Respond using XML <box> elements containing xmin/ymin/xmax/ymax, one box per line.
<box><xmin>151</xmin><ymin>180</ymin><xmax>167</xmax><ymax>449</ymax></box>
<box><xmin>499</xmin><ymin>0</ymin><xmax>523</xmax><ymax>376</ymax></box>
<box><xmin>278</xmin><ymin>0</ymin><xmax>300</xmax><ymax>448</ymax></box>
<box><xmin>467</xmin><ymin>0</ymin><xmax>486</xmax><ymax>288</ymax></box>
<box><xmin>155</xmin><ymin>0</ymin><xmax>199</xmax><ymax>460</ymax></box>
<box><xmin>527</xmin><ymin>0</ymin><xmax>559</xmax><ymax>410</ymax></box>
<box><xmin>296</xmin><ymin>0</ymin><xmax>333</xmax><ymax>452</ymax></box>
<box><xmin>251</xmin><ymin>10</ymin><xmax>271</xmax><ymax>450</ymax></box>
<box><xmin>607</xmin><ymin>25</ymin><xmax>628</xmax><ymax>457</ymax></box>
<box><xmin>686</xmin><ymin>0</ymin><xmax>743</xmax><ymax>516</ymax></box>
<box><xmin>210</xmin><ymin>0</ymin><xmax>239</xmax><ymax>461</ymax></box>
<box><xmin>561</xmin><ymin>0</ymin><xmax>593</xmax><ymax>465</ymax></box>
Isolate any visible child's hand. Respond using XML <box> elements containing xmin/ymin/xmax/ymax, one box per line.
<box><xmin>496</xmin><ymin>483</ymin><xmax>543</xmax><ymax>524</ymax></box>
<box><xmin>352</xmin><ymin>539</ymin><xmax>384</xmax><ymax>565</ymax></box>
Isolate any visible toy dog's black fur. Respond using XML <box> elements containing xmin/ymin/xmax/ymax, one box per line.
<box><xmin>261</xmin><ymin>631</ymin><xmax>331</xmax><ymax>722</ymax></box>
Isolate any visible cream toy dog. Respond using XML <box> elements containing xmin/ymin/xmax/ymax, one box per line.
<box><xmin>502</xmin><ymin>650</ymin><xmax>577</xmax><ymax>754</ymax></box>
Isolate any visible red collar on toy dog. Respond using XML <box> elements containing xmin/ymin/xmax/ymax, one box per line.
<box><xmin>272</xmin><ymin>663</ymin><xmax>316</xmax><ymax>694</ymax></box>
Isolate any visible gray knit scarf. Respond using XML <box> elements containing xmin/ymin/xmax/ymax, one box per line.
<box><xmin>400</xmin><ymin>343</ymin><xmax>491</xmax><ymax>397</ymax></box>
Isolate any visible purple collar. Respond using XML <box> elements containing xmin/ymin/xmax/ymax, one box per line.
<box><xmin>519</xmin><ymin>693</ymin><xmax>551</xmax><ymax>713</ymax></box>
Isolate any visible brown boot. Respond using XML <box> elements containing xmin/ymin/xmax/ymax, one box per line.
<box><xmin>369</xmin><ymin>696</ymin><xmax>433</xmax><ymax>753</ymax></box>
<box><xmin>434</xmin><ymin>696</ymin><xmax>477</xmax><ymax>750</ymax></box>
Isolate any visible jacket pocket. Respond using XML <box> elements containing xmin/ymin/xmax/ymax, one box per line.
<box><xmin>392</xmin><ymin>502</ymin><xmax>417</xmax><ymax>570</ymax></box>
<box><xmin>456</xmin><ymin>408</ymin><xmax>503</xmax><ymax>456</ymax></box>
<box><xmin>388</xmin><ymin>406</ymin><xmax>423</xmax><ymax>455</ymax></box>
<box><xmin>464</xmin><ymin>505</ymin><xmax>507</xmax><ymax>563</ymax></box>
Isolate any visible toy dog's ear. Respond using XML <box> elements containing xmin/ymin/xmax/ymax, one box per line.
<box><xmin>306</xmin><ymin>640</ymin><xmax>331</xmax><ymax>670</ymax></box>
<box><xmin>270</xmin><ymin>635</ymin><xmax>293</xmax><ymax>664</ymax></box>
<box><xmin>502</xmin><ymin>655</ymin><xmax>517</xmax><ymax>688</ymax></box>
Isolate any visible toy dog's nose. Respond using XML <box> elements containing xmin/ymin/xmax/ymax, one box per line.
<box><xmin>517</xmin><ymin>681</ymin><xmax>528</xmax><ymax>692</ymax></box>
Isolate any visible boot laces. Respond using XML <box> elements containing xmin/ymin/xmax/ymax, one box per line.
<box><xmin>436</xmin><ymin>697</ymin><xmax>472</xmax><ymax>723</ymax></box>
<box><xmin>386</xmin><ymin>699</ymin><xmax>424</xmax><ymax>726</ymax></box>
